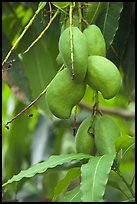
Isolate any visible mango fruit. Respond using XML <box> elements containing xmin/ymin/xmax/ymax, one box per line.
<box><xmin>83</xmin><ymin>24</ymin><xmax>106</xmax><ymax>57</ymax></box>
<box><xmin>75</xmin><ymin>116</ymin><xmax>95</xmax><ymax>155</ymax></box>
<box><xmin>59</xmin><ymin>27</ymin><xmax>88</xmax><ymax>82</ymax></box>
<box><xmin>46</xmin><ymin>68</ymin><xmax>86</xmax><ymax>119</ymax></box>
<box><xmin>86</xmin><ymin>56</ymin><xmax>122</xmax><ymax>99</ymax></box>
<box><xmin>56</xmin><ymin>52</ymin><xmax>63</xmax><ymax>66</ymax></box>
<box><xmin>94</xmin><ymin>115</ymin><xmax>121</xmax><ymax>155</ymax></box>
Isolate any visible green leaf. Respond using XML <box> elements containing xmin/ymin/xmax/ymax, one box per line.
<box><xmin>2</xmin><ymin>153</ymin><xmax>91</xmax><ymax>187</ymax></box>
<box><xmin>115</xmin><ymin>135</ymin><xmax>135</xmax><ymax>159</ymax></box>
<box><xmin>83</xmin><ymin>2</ymin><xmax>106</xmax><ymax>24</ymax></box>
<box><xmin>2</xmin><ymin>33</ymin><xmax>32</xmax><ymax>103</ymax></box>
<box><xmin>38</xmin><ymin>2</ymin><xmax>47</xmax><ymax>11</ymax></box>
<box><xmin>53</xmin><ymin>167</ymin><xmax>80</xmax><ymax>201</ymax></box>
<box><xmin>52</xmin><ymin>2</ymin><xmax>70</xmax><ymax>9</ymax></box>
<box><xmin>97</xmin><ymin>2</ymin><xmax>123</xmax><ymax>49</ymax></box>
<box><xmin>80</xmin><ymin>154</ymin><xmax>115</xmax><ymax>202</ymax></box>
<box><xmin>122</xmin><ymin>198</ymin><xmax>135</xmax><ymax>202</ymax></box>
<box><xmin>21</xmin><ymin>28</ymin><xmax>57</xmax><ymax>116</ymax></box>
<box><xmin>59</xmin><ymin>186</ymin><xmax>81</xmax><ymax>202</ymax></box>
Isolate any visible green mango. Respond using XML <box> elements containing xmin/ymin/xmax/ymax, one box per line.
<box><xmin>83</xmin><ymin>24</ymin><xmax>106</xmax><ymax>57</ymax></box>
<box><xmin>59</xmin><ymin>27</ymin><xmax>88</xmax><ymax>82</ymax></box>
<box><xmin>86</xmin><ymin>56</ymin><xmax>122</xmax><ymax>99</ymax></box>
<box><xmin>56</xmin><ymin>52</ymin><xmax>63</xmax><ymax>66</ymax></box>
<box><xmin>46</xmin><ymin>69</ymin><xmax>86</xmax><ymax>119</ymax></box>
<box><xmin>94</xmin><ymin>115</ymin><xmax>121</xmax><ymax>155</ymax></box>
<box><xmin>75</xmin><ymin>116</ymin><xmax>95</xmax><ymax>155</ymax></box>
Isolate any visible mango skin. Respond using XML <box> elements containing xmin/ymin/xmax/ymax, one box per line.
<box><xmin>56</xmin><ymin>52</ymin><xmax>63</xmax><ymax>66</ymax></box>
<box><xmin>75</xmin><ymin>117</ymin><xmax>95</xmax><ymax>155</ymax></box>
<box><xmin>83</xmin><ymin>25</ymin><xmax>106</xmax><ymax>57</ymax></box>
<box><xmin>94</xmin><ymin>116</ymin><xmax>121</xmax><ymax>155</ymax></box>
<box><xmin>46</xmin><ymin>69</ymin><xmax>86</xmax><ymax>119</ymax></box>
<box><xmin>86</xmin><ymin>56</ymin><xmax>122</xmax><ymax>99</ymax></box>
<box><xmin>59</xmin><ymin>27</ymin><xmax>88</xmax><ymax>82</ymax></box>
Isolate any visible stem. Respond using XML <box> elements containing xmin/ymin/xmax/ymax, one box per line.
<box><xmin>2</xmin><ymin>6</ymin><xmax>43</xmax><ymax>66</ymax></box>
<box><xmin>92</xmin><ymin>91</ymin><xmax>102</xmax><ymax>117</ymax></box>
<box><xmin>72</xmin><ymin>106</ymin><xmax>77</xmax><ymax>136</ymax></box>
<box><xmin>69</xmin><ymin>2</ymin><xmax>75</xmax><ymax>80</ymax></box>
<box><xmin>23</xmin><ymin>9</ymin><xmax>59</xmax><ymax>54</ymax></box>
<box><xmin>116</xmin><ymin>170</ymin><xmax>135</xmax><ymax>198</ymax></box>
<box><xmin>5</xmin><ymin>63</ymin><xmax>64</xmax><ymax>129</ymax></box>
<box><xmin>77</xmin><ymin>2</ymin><xmax>82</xmax><ymax>30</ymax></box>
<box><xmin>5</xmin><ymin>85</ymin><xmax>49</xmax><ymax>129</ymax></box>
<box><xmin>48</xmin><ymin>2</ymin><xmax>52</xmax><ymax>20</ymax></box>
<box><xmin>82</xmin><ymin>17</ymin><xmax>89</xmax><ymax>26</ymax></box>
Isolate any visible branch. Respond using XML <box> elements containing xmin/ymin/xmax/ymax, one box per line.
<box><xmin>78</xmin><ymin>102</ymin><xmax>135</xmax><ymax>119</ymax></box>
<box><xmin>69</xmin><ymin>2</ymin><xmax>75</xmax><ymax>80</ymax></box>
<box><xmin>5</xmin><ymin>85</ymin><xmax>49</xmax><ymax>129</ymax></box>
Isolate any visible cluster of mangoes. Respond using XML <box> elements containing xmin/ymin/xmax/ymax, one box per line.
<box><xmin>75</xmin><ymin>115</ymin><xmax>121</xmax><ymax>156</ymax></box>
<box><xmin>46</xmin><ymin>23</ymin><xmax>122</xmax><ymax>156</ymax></box>
<box><xmin>46</xmin><ymin>24</ymin><xmax>122</xmax><ymax>119</ymax></box>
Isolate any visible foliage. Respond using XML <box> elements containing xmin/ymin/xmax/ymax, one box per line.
<box><xmin>2</xmin><ymin>2</ymin><xmax>135</xmax><ymax>202</ymax></box>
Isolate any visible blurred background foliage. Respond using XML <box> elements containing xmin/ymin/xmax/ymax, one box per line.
<box><xmin>2</xmin><ymin>2</ymin><xmax>135</xmax><ymax>202</ymax></box>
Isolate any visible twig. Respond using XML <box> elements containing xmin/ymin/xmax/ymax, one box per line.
<box><xmin>69</xmin><ymin>2</ymin><xmax>75</xmax><ymax>80</ymax></box>
<box><xmin>2</xmin><ymin>4</ymin><xmax>45</xmax><ymax>67</ymax></box>
<box><xmin>23</xmin><ymin>9</ymin><xmax>59</xmax><ymax>54</ymax></box>
<box><xmin>78</xmin><ymin>102</ymin><xmax>135</xmax><ymax>119</ymax></box>
<box><xmin>48</xmin><ymin>2</ymin><xmax>52</xmax><ymax>20</ymax></box>
<box><xmin>72</xmin><ymin>106</ymin><xmax>77</xmax><ymax>136</ymax></box>
<box><xmin>78</xmin><ymin>2</ymin><xmax>82</xmax><ymax>30</ymax></box>
<box><xmin>5</xmin><ymin>63</ymin><xmax>65</xmax><ymax>129</ymax></box>
<box><xmin>5</xmin><ymin>85</ymin><xmax>48</xmax><ymax>129</ymax></box>
<box><xmin>82</xmin><ymin>17</ymin><xmax>89</xmax><ymax>26</ymax></box>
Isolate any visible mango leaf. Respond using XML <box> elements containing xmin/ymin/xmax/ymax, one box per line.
<box><xmin>97</xmin><ymin>2</ymin><xmax>123</xmax><ymax>49</ymax></box>
<box><xmin>115</xmin><ymin>135</ymin><xmax>135</xmax><ymax>153</ymax></box>
<box><xmin>2</xmin><ymin>153</ymin><xmax>91</xmax><ymax>187</ymax></box>
<box><xmin>38</xmin><ymin>2</ymin><xmax>47</xmax><ymax>11</ymax></box>
<box><xmin>83</xmin><ymin>2</ymin><xmax>106</xmax><ymax>24</ymax></box>
<box><xmin>58</xmin><ymin>186</ymin><xmax>81</xmax><ymax>202</ymax></box>
<box><xmin>115</xmin><ymin>135</ymin><xmax>135</xmax><ymax>163</ymax></box>
<box><xmin>52</xmin><ymin>2</ymin><xmax>70</xmax><ymax>9</ymax></box>
<box><xmin>123</xmin><ymin>198</ymin><xmax>135</xmax><ymax>202</ymax></box>
<box><xmin>80</xmin><ymin>154</ymin><xmax>115</xmax><ymax>202</ymax></box>
<box><xmin>53</xmin><ymin>167</ymin><xmax>80</xmax><ymax>201</ymax></box>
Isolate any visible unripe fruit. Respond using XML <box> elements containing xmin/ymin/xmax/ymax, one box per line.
<box><xmin>59</xmin><ymin>27</ymin><xmax>88</xmax><ymax>82</ymax></box>
<box><xmin>83</xmin><ymin>25</ymin><xmax>106</xmax><ymax>57</ymax></box>
<box><xmin>94</xmin><ymin>115</ymin><xmax>121</xmax><ymax>155</ymax></box>
<box><xmin>86</xmin><ymin>56</ymin><xmax>122</xmax><ymax>99</ymax></box>
<box><xmin>46</xmin><ymin>69</ymin><xmax>86</xmax><ymax>119</ymax></box>
<box><xmin>56</xmin><ymin>53</ymin><xmax>63</xmax><ymax>66</ymax></box>
<box><xmin>75</xmin><ymin>117</ymin><xmax>95</xmax><ymax>155</ymax></box>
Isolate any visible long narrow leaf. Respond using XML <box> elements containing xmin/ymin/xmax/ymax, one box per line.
<box><xmin>83</xmin><ymin>2</ymin><xmax>106</xmax><ymax>24</ymax></box>
<box><xmin>97</xmin><ymin>2</ymin><xmax>123</xmax><ymax>49</ymax></box>
<box><xmin>53</xmin><ymin>167</ymin><xmax>80</xmax><ymax>201</ymax></box>
<box><xmin>59</xmin><ymin>186</ymin><xmax>81</xmax><ymax>202</ymax></box>
<box><xmin>80</xmin><ymin>154</ymin><xmax>115</xmax><ymax>202</ymax></box>
<box><xmin>2</xmin><ymin>153</ymin><xmax>91</xmax><ymax>187</ymax></box>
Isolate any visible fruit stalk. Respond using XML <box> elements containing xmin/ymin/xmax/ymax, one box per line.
<box><xmin>69</xmin><ymin>2</ymin><xmax>75</xmax><ymax>80</ymax></box>
<box><xmin>78</xmin><ymin>2</ymin><xmax>82</xmax><ymax>30</ymax></box>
